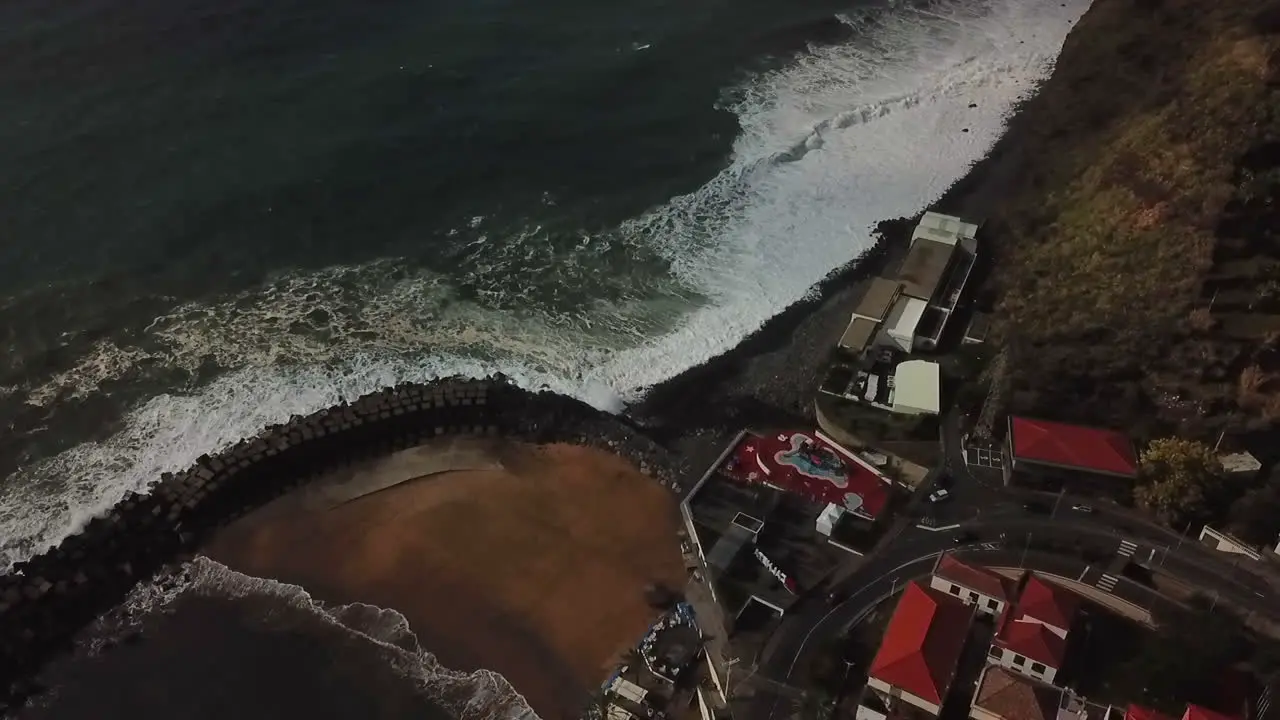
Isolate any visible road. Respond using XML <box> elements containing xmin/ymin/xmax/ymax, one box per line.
<box><xmin>735</xmin><ymin>409</ymin><xmax>1278</xmax><ymax>720</ymax></box>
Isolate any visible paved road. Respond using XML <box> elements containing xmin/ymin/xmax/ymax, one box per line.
<box><xmin>730</xmin><ymin>409</ymin><xmax>1278</xmax><ymax>720</ymax></box>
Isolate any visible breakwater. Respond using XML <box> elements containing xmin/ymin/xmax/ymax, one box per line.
<box><xmin>0</xmin><ymin>375</ymin><xmax>685</xmax><ymax>712</ymax></box>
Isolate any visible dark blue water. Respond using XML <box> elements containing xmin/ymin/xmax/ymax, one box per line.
<box><xmin>0</xmin><ymin>0</ymin><xmax>1094</xmax><ymax>714</ymax></box>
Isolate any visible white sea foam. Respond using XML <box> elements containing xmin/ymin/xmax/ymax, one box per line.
<box><xmin>81</xmin><ymin>557</ymin><xmax>539</xmax><ymax>720</ymax></box>
<box><xmin>1</xmin><ymin>0</ymin><xmax>1091</xmax><ymax>566</ymax></box>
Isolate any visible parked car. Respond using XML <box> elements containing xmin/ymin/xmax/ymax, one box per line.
<box><xmin>933</xmin><ymin>473</ymin><xmax>953</xmax><ymax>489</ymax></box>
<box><xmin>928</xmin><ymin>488</ymin><xmax>952</xmax><ymax>503</ymax></box>
<box><xmin>952</xmin><ymin>530</ymin><xmax>979</xmax><ymax>545</ymax></box>
<box><xmin>1022</xmin><ymin>501</ymin><xmax>1050</xmax><ymax>514</ymax></box>
<box><xmin>1071</xmin><ymin>504</ymin><xmax>1095</xmax><ymax>513</ymax></box>
<box><xmin>827</xmin><ymin>589</ymin><xmax>848</xmax><ymax>605</ymax></box>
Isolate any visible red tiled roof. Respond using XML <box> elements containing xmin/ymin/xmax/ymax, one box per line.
<box><xmin>994</xmin><ymin>617</ymin><xmax>1068</xmax><ymax>668</ymax></box>
<box><xmin>935</xmin><ymin>554</ymin><xmax>1015</xmax><ymax>601</ymax></box>
<box><xmin>1009</xmin><ymin>416</ymin><xmax>1138</xmax><ymax>477</ymax></box>
<box><xmin>975</xmin><ymin>666</ymin><xmax>1063</xmax><ymax>720</ymax></box>
<box><xmin>1127</xmin><ymin>705</ymin><xmax>1177</xmax><ymax>720</ymax></box>
<box><xmin>1184</xmin><ymin>705</ymin><xmax>1241</xmax><ymax>720</ymax></box>
<box><xmin>1016</xmin><ymin>576</ymin><xmax>1078</xmax><ymax>632</ymax></box>
<box><xmin>869</xmin><ymin>582</ymin><xmax>974</xmax><ymax>705</ymax></box>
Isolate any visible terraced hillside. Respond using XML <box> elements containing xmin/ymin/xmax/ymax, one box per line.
<box><xmin>978</xmin><ymin>0</ymin><xmax>1280</xmax><ymax>447</ymax></box>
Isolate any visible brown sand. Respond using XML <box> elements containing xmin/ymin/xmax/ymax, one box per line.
<box><xmin>205</xmin><ymin>440</ymin><xmax>687</xmax><ymax>719</ymax></box>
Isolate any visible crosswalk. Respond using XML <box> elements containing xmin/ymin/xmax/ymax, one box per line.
<box><xmin>1117</xmin><ymin>539</ymin><xmax>1138</xmax><ymax>557</ymax></box>
<box><xmin>1096</xmin><ymin>573</ymin><xmax>1119</xmax><ymax>591</ymax></box>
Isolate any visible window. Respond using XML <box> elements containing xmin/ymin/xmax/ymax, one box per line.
<box><xmin>1013</xmin><ymin>655</ymin><xmax>1026</xmax><ymax>667</ymax></box>
<box><xmin>949</xmin><ymin>586</ymin><xmax>961</xmax><ymax>596</ymax></box>
<box><xmin>988</xmin><ymin>646</ymin><xmax>1001</xmax><ymax>658</ymax></box>
<box><xmin>1031</xmin><ymin>662</ymin><xmax>1046</xmax><ymax>674</ymax></box>
<box><xmin>969</xmin><ymin>592</ymin><xmax>979</xmax><ymax>602</ymax></box>
<box><xmin>986</xmin><ymin>599</ymin><xmax>999</xmax><ymax>610</ymax></box>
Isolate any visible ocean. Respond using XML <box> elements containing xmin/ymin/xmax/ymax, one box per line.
<box><xmin>0</xmin><ymin>0</ymin><xmax>1089</xmax><ymax>715</ymax></box>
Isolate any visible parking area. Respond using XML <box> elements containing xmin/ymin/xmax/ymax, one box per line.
<box><xmin>966</xmin><ymin>445</ymin><xmax>1003</xmax><ymax>469</ymax></box>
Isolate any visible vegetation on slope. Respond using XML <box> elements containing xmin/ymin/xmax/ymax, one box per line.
<box><xmin>979</xmin><ymin>0</ymin><xmax>1280</xmax><ymax>447</ymax></box>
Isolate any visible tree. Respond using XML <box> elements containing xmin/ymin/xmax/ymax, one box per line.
<box><xmin>1135</xmin><ymin>437</ymin><xmax>1224</xmax><ymax>525</ymax></box>
<box><xmin>1228</xmin><ymin>475</ymin><xmax>1280</xmax><ymax>545</ymax></box>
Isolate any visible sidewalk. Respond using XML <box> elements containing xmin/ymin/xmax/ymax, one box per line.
<box><xmin>989</xmin><ymin>566</ymin><xmax>1155</xmax><ymax>626</ymax></box>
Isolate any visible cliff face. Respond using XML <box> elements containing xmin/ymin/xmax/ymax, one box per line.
<box><xmin>978</xmin><ymin>0</ymin><xmax>1280</xmax><ymax>445</ymax></box>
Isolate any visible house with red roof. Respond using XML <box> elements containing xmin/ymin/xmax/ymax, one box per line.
<box><xmin>987</xmin><ymin>575</ymin><xmax>1079</xmax><ymax>685</ymax></box>
<box><xmin>863</xmin><ymin>581</ymin><xmax>976</xmax><ymax>716</ymax></box>
<box><xmin>1003</xmin><ymin>417</ymin><xmax>1138</xmax><ymax>499</ymax></box>
<box><xmin>930</xmin><ymin>553</ymin><xmax>1018</xmax><ymax>617</ymax></box>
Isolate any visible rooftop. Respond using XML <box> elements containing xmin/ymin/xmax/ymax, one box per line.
<box><xmin>854</xmin><ymin>278</ymin><xmax>905</xmax><ymax>322</ymax></box>
<box><xmin>1014</xmin><ymin>576</ymin><xmax>1079</xmax><ymax>633</ymax></box>
<box><xmin>721</xmin><ymin>431</ymin><xmax>891</xmax><ymax>519</ymax></box>
<box><xmin>1127</xmin><ymin>705</ymin><xmax>1178</xmax><ymax>720</ymax></box>
<box><xmin>1008</xmin><ymin>416</ymin><xmax>1139</xmax><ymax>477</ymax></box>
<box><xmin>839</xmin><ymin>316</ymin><xmax>881</xmax><ymax>354</ymax></box>
<box><xmin>915</xmin><ymin>211</ymin><xmax>979</xmax><ymax>244</ymax></box>
<box><xmin>974</xmin><ymin>666</ymin><xmax>1063</xmax><ymax>720</ymax></box>
<box><xmin>893</xmin><ymin>359</ymin><xmax>941</xmax><ymax>415</ymax></box>
<box><xmin>994</xmin><ymin>614</ymin><xmax>1069</xmax><ymax>668</ymax></box>
<box><xmin>965</xmin><ymin>312</ymin><xmax>991</xmax><ymax>342</ymax></box>
<box><xmin>1184</xmin><ymin>705</ymin><xmax>1241</xmax><ymax>720</ymax></box>
<box><xmin>934</xmin><ymin>554</ymin><xmax>1015</xmax><ymax>601</ymax></box>
<box><xmin>1218</xmin><ymin>452</ymin><xmax>1261</xmax><ymax>475</ymax></box>
<box><xmin>868</xmin><ymin>581</ymin><xmax>974</xmax><ymax>705</ymax></box>
<box><xmin>897</xmin><ymin>237</ymin><xmax>956</xmax><ymax>301</ymax></box>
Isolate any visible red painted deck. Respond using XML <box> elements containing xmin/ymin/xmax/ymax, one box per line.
<box><xmin>721</xmin><ymin>431</ymin><xmax>890</xmax><ymax>519</ymax></box>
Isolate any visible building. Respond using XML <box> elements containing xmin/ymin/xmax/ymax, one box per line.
<box><xmin>964</xmin><ymin>312</ymin><xmax>990</xmax><ymax>345</ymax></box>
<box><xmin>970</xmin><ymin>666</ymin><xmax>1063</xmax><ymax>720</ymax></box>
<box><xmin>1218</xmin><ymin>452</ymin><xmax>1261</xmax><ymax>480</ymax></box>
<box><xmin>864</xmin><ymin>581</ymin><xmax>976</xmax><ymax>716</ymax></box>
<box><xmin>988</xmin><ymin>576</ymin><xmax>1078</xmax><ymax>685</ymax></box>
<box><xmin>894</xmin><ymin>359</ymin><xmax>942</xmax><ymax>415</ymax></box>
<box><xmin>1002</xmin><ymin>416</ymin><xmax>1139</xmax><ymax>497</ymax></box>
<box><xmin>833</xmin><ymin>212</ymin><xmax>979</xmax><ymax>359</ymax></box>
<box><xmin>888</xmin><ymin>212</ymin><xmax>980</xmax><ymax>352</ymax></box>
<box><xmin>930</xmin><ymin>554</ymin><xmax>1016</xmax><ymax>616</ymax></box>
<box><xmin>680</xmin><ymin>430</ymin><xmax>894</xmax><ymax>625</ymax></box>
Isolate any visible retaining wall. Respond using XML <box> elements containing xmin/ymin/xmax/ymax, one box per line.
<box><xmin>0</xmin><ymin>375</ymin><xmax>686</xmax><ymax>710</ymax></box>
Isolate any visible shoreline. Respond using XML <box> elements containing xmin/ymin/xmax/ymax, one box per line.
<box><xmin>632</xmin><ymin>91</ymin><xmax>1037</xmax><ymax>451</ymax></box>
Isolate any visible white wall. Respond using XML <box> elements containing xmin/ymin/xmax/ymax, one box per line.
<box><xmin>986</xmin><ymin>646</ymin><xmax>1057</xmax><ymax>685</ymax></box>
<box><xmin>1200</xmin><ymin>526</ymin><xmax>1263</xmax><ymax>560</ymax></box>
<box><xmin>868</xmin><ymin>676</ymin><xmax>942</xmax><ymax>716</ymax></box>
<box><xmin>929</xmin><ymin>577</ymin><xmax>1006</xmax><ymax>616</ymax></box>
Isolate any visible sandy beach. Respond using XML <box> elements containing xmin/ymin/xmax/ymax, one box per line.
<box><xmin>205</xmin><ymin>437</ymin><xmax>688</xmax><ymax>720</ymax></box>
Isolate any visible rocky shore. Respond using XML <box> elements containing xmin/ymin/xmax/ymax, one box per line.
<box><xmin>0</xmin><ymin>8</ymin><xmax>1086</xmax><ymax>712</ymax></box>
<box><xmin>0</xmin><ymin>376</ymin><xmax>685</xmax><ymax>712</ymax></box>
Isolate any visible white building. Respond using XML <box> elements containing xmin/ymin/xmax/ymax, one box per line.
<box><xmin>892</xmin><ymin>359</ymin><xmax>942</xmax><ymax>415</ymax></box>
<box><xmin>987</xmin><ymin>576</ymin><xmax>1078</xmax><ymax>686</ymax></box>
<box><xmin>930</xmin><ymin>553</ymin><xmax>1014</xmax><ymax>616</ymax></box>
<box><xmin>816</xmin><ymin>503</ymin><xmax>845</xmax><ymax>537</ymax></box>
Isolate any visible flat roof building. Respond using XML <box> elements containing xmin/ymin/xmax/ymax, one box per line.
<box><xmin>899</xmin><ymin>238</ymin><xmax>957</xmax><ymax>302</ymax></box>
<box><xmin>855</xmin><ymin>278</ymin><xmax>906</xmax><ymax>322</ymax></box>
<box><xmin>893</xmin><ymin>360</ymin><xmax>942</xmax><ymax>416</ymax></box>
<box><xmin>840</xmin><ymin>316</ymin><xmax>882</xmax><ymax>355</ymax></box>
